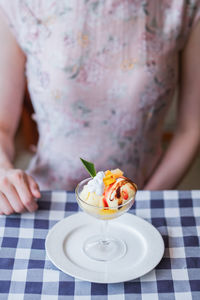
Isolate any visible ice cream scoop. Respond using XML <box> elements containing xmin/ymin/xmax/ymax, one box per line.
<box><xmin>100</xmin><ymin>177</ymin><xmax>137</xmax><ymax>209</ymax></box>
<box><xmin>79</xmin><ymin>168</ymin><xmax>137</xmax><ymax>218</ymax></box>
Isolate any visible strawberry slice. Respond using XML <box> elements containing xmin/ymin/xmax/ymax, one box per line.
<box><xmin>122</xmin><ymin>189</ymin><xmax>128</xmax><ymax>200</ymax></box>
<box><xmin>102</xmin><ymin>197</ymin><xmax>109</xmax><ymax>207</ymax></box>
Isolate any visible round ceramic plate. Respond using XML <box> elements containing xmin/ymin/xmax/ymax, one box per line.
<box><xmin>45</xmin><ymin>212</ymin><xmax>164</xmax><ymax>283</ymax></box>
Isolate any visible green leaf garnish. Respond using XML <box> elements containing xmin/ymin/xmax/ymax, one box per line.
<box><xmin>80</xmin><ymin>158</ymin><xmax>96</xmax><ymax>178</ymax></box>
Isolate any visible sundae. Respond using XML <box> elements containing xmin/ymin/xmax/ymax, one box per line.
<box><xmin>77</xmin><ymin>159</ymin><xmax>137</xmax><ymax>219</ymax></box>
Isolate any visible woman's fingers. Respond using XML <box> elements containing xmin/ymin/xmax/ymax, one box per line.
<box><xmin>0</xmin><ymin>169</ymin><xmax>40</xmax><ymax>215</ymax></box>
<box><xmin>0</xmin><ymin>191</ymin><xmax>14</xmax><ymax>215</ymax></box>
<box><xmin>0</xmin><ymin>178</ymin><xmax>26</xmax><ymax>213</ymax></box>
<box><xmin>13</xmin><ymin>172</ymin><xmax>39</xmax><ymax>213</ymax></box>
<box><xmin>26</xmin><ymin>175</ymin><xmax>41</xmax><ymax>198</ymax></box>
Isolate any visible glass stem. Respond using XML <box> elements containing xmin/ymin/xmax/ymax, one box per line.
<box><xmin>100</xmin><ymin>220</ymin><xmax>109</xmax><ymax>245</ymax></box>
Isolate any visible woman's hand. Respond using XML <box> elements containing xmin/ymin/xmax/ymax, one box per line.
<box><xmin>0</xmin><ymin>168</ymin><xmax>40</xmax><ymax>215</ymax></box>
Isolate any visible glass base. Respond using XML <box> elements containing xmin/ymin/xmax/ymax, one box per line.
<box><xmin>83</xmin><ymin>234</ymin><xmax>127</xmax><ymax>262</ymax></box>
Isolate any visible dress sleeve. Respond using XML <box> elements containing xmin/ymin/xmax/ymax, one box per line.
<box><xmin>0</xmin><ymin>0</ymin><xmax>44</xmax><ymax>55</ymax></box>
<box><xmin>0</xmin><ymin>0</ymin><xmax>21</xmax><ymax>39</ymax></box>
<box><xmin>179</xmin><ymin>0</ymin><xmax>200</xmax><ymax>50</ymax></box>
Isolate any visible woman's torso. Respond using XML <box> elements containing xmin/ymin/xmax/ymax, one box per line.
<box><xmin>0</xmin><ymin>0</ymin><xmax>199</xmax><ymax>189</ymax></box>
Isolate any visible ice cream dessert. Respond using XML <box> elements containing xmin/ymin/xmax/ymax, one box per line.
<box><xmin>77</xmin><ymin>159</ymin><xmax>137</xmax><ymax>219</ymax></box>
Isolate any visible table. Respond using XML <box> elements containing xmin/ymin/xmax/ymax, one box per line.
<box><xmin>0</xmin><ymin>190</ymin><xmax>200</xmax><ymax>300</ymax></box>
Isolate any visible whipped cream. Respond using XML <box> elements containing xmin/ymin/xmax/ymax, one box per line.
<box><xmin>87</xmin><ymin>171</ymin><xmax>105</xmax><ymax>196</ymax></box>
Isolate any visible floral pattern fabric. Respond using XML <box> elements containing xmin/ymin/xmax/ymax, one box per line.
<box><xmin>0</xmin><ymin>0</ymin><xmax>200</xmax><ymax>190</ymax></box>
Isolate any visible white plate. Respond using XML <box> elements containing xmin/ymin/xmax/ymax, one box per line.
<box><xmin>45</xmin><ymin>212</ymin><xmax>164</xmax><ymax>283</ymax></box>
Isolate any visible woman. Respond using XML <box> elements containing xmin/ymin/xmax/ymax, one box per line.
<box><xmin>0</xmin><ymin>0</ymin><xmax>199</xmax><ymax>215</ymax></box>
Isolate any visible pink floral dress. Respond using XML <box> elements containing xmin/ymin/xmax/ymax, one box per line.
<box><xmin>0</xmin><ymin>0</ymin><xmax>200</xmax><ymax>190</ymax></box>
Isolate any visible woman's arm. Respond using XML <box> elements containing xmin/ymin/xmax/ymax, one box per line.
<box><xmin>0</xmin><ymin>9</ymin><xmax>25</xmax><ymax>169</ymax></box>
<box><xmin>0</xmin><ymin>10</ymin><xmax>40</xmax><ymax>214</ymax></box>
<box><xmin>144</xmin><ymin>21</ymin><xmax>200</xmax><ymax>190</ymax></box>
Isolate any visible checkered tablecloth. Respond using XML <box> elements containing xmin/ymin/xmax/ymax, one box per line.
<box><xmin>0</xmin><ymin>190</ymin><xmax>200</xmax><ymax>300</ymax></box>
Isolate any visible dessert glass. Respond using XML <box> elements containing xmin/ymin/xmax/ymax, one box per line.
<box><xmin>75</xmin><ymin>178</ymin><xmax>135</xmax><ymax>262</ymax></box>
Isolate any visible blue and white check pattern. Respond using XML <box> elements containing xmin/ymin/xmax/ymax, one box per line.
<box><xmin>0</xmin><ymin>190</ymin><xmax>200</xmax><ymax>300</ymax></box>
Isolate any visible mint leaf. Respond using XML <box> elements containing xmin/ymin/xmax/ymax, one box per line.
<box><xmin>80</xmin><ymin>158</ymin><xmax>96</xmax><ymax>178</ymax></box>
